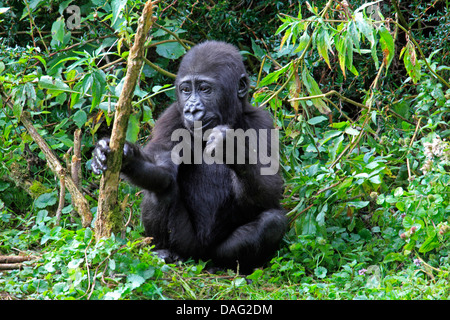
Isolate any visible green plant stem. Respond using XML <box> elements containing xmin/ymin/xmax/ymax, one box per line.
<box><xmin>393</xmin><ymin>20</ymin><xmax>450</xmax><ymax>89</ymax></box>
<box><xmin>150</xmin><ymin>23</ymin><xmax>196</xmax><ymax>50</ymax></box>
<box><xmin>143</xmin><ymin>57</ymin><xmax>176</xmax><ymax>79</ymax></box>
<box><xmin>259</xmin><ymin>0</ymin><xmax>334</xmax><ymax>108</ymax></box>
<box><xmin>289</xmin><ymin>90</ymin><xmax>369</xmax><ymax>110</ymax></box>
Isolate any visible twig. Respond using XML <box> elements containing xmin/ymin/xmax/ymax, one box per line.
<box><xmin>144</xmin><ymin>56</ymin><xmax>176</xmax><ymax>79</ymax></box>
<box><xmin>289</xmin><ymin>90</ymin><xmax>369</xmax><ymax>110</ymax></box>
<box><xmin>81</xmin><ymin>237</ymin><xmax>94</xmax><ymax>300</ymax></box>
<box><xmin>315</xmin><ymin>179</ymin><xmax>343</xmax><ymax>196</ymax></box>
<box><xmin>406</xmin><ymin>118</ymin><xmax>422</xmax><ymax>180</ymax></box>
<box><xmin>289</xmin><ymin>204</ymin><xmax>314</xmax><ymax>226</ymax></box>
<box><xmin>23</xmin><ymin>0</ymin><xmax>49</xmax><ymax>54</ymax></box>
<box><xmin>55</xmin><ymin>177</ymin><xmax>66</xmax><ymax>226</ymax></box>
<box><xmin>152</xmin><ymin>23</ymin><xmax>194</xmax><ymax>50</ymax></box>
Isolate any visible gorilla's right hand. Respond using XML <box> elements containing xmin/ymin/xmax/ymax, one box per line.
<box><xmin>91</xmin><ymin>138</ymin><xmax>111</xmax><ymax>175</ymax></box>
<box><xmin>91</xmin><ymin>138</ymin><xmax>136</xmax><ymax>175</ymax></box>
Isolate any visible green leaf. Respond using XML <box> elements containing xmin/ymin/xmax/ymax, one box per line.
<box><xmin>308</xmin><ymin>116</ymin><xmax>328</xmax><ymax>125</ymax></box>
<box><xmin>355</xmin><ymin>12</ymin><xmax>374</xmax><ymax>45</ymax></box>
<box><xmin>51</xmin><ymin>17</ymin><xmax>65</xmax><ymax>43</ymax></box>
<box><xmin>91</xmin><ymin>70</ymin><xmax>106</xmax><ymax>110</ymax></box>
<box><xmin>319</xmin><ymin>130</ymin><xmax>342</xmax><ymax>145</ymax></box>
<box><xmin>301</xmin><ymin>67</ymin><xmax>330</xmax><ymax>114</ymax></box>
<box><xmin>280</xmin><ymin>27</ymin><xmax>292</xmax><ymax>50</ymax></box>
<box><xmin>111</xmin><ymin>0</ymin><xmax>127</xmax><ymax>26</ymax></box>
<box><xmin>314</xmin><ymin>266</ymin><xmax>327</xmax><ymax>279</ymax></box>
<box><xmin>39</xmin><ymin>75</ymin><xmax>75</xmax><ymax>97</ymax></box>
<box><xmin>335</xmin><ymin>35</ymin><xmax>347</xmax><ymax>77</ymax></box>
<box><xmin>53</xmin><ymin>118</ymin><xmax>69</xmax><ymax>133</ymax></box>
<box><xmin>419</xmin><ymin>233</ymin><xmax>440</xmax><ymax>253</ymax></box>
<box><xmin>13</xmin><ymin>102</ymin><xmax>23</xmax><ymax>122</ymax></box>
<box><xmin>68</xmin><ymin>258</ymin><xmax>83</xmax><ymax>269</ymax></box>
<box><xmin>355</xmin><ymin>12</ymin><xmax>378</xmax><ymax>68</ymax></box>
<box><xmin>36</xmin><ymin>209</ymin><xmax>48</xmax><ymax>224</ymax></box>
<box><xmin>247</xmin><ymin>269</ymin><xmax>263</xmax><ymax>280</ymax></box>
<box><xmin>369</xmin><ymin>175</ymin><xmax>382</xmax><ymax>185</ymax></box>
<box><xmin>109</xmin><ymin>259</ymin><xmax>116</xmax><ymax>271</ymax></box>
<box><xmin>378</xmin><ymin>25</ymin><xmax>394</xmax><ymax>71</ymax></box>
<box><xmin>345</xmin><ymin>127</ymin><xmax>360</xmax><ymax>136</ymax></box>
<box><xmin>348</xmin><ymin>21</ymin><xmax>361</xmax><ymax>54</ymax></box>
<box><xmin>328</xmin><ymin>134</ymin><xmax>344</xmax><ymax>161</ymax></box>
<box><xmin>275</xmin><ymin>18</ymin><xmax>291</xmax><ymax>36</ymax></box>
<box><xmin>32</xmin><ymin>55</ymin><xmax>47</xmax><ymax>69</ymax></box>
<box><xmin>316</xmin><ymin>203</ymin><xmax>327</xmax><ymax>226</ymax></box>
<box><xmin>347</xmin><ymin>201</ymin><xmax>370</xmax><ymax>209</ymax></box>
<box><xmin>73</xmin><ymin>109</ymin><xmax>87</xmax><ymax>128</ymax></box>
<box><xmin>259</xmin><ymin>62</ymin><xmax>291</xmax><ymax>86</ymax></box>
<box><xmin>301</xmin><ymin>211</ymin><xmax>317</xmax><ymax>235</ymax></box>
<box><xmin>316</xmin><ymin>27</ymin><xmax>332</xmax><ymax>69</ymax></box>
<box><xmin>156</xmin><ymin>42</ymin><xmax>186</xmax><ymax>60</ymax></box>
<box><xmin>393</xmin><ymin>187</ymin><xmax>404</xmax><ymax>197</ymax></box>
<box><xmin>400</xmin><ymin>42</ymin><xmax>421</xmax><ymax>84</ymax></box>
<box><xmin>126</xmin><ymin>113</ymin><xmax>140</xmax><ymax>143</ymax></box>
<box><xmin>127</xmin><ymin>274</ymin><xmax>145</xmax><ymax>290</ymax></box>
<box><xmin>345</xmin><ymin>36</ymin><xmax>358</xmax><ymax>76</ymax></box>
<box><xmin>294</xmin><ymin>30</ymin><xmax>310</xmax><ymax>53</ymax></box>
<box><xmin>35</xmin><ymin>192</ymin><xmax>57</xmax><ymax>209</ymax></box>
<box><xmin>383</xmin><ymin>252</ymin><xmax>407</xmax><ymax>263</ymax></box>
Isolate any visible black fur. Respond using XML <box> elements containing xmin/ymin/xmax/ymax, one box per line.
<box><xmin>92</xmin><ymin>41</ymin><xmax>287</xmax><ymax>273</ymax></box>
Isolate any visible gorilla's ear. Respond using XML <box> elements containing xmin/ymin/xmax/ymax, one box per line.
<box><xmin>237</xmin><ymin>74</ymin><xmax>248</xmax><ymax>99</ymax></box>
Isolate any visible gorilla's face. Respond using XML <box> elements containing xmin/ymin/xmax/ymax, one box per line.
<box><xmin>175</xmin><ymin>41</ymin><xmax>250</xmax><ymax>132</ymax></box>
<box><xmin>177</xmin><ymin>74</ymin><xmax>223</xmax><ymax>131</ymax></box>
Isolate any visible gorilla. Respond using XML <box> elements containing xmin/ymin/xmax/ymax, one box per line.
<box><xmin>92</xmin><ymin>41</ymin><xmax>287</xmax><ymax>273</ymax></box>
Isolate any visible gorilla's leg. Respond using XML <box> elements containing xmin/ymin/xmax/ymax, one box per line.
<box><xmin>213</xmin><ymin>209</ymin><xmax>287</xmax><ymax>273</ymax></box>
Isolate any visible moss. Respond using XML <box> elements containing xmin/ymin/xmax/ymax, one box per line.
<box><xmin>29</xmin><ymin>181</ymin><xmax>51</xmax><ymax>198</ymax></box>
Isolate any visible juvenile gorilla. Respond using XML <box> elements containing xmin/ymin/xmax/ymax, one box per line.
<box><xmin>92</xmin><ymin>41</ymin><xmax>287</xmax><ymax>272</ymax></box>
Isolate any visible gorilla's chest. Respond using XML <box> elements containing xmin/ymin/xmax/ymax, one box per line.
<box><xmin>177</xmin><ymin>163</ymin><xmax>233</xmax><ymax>213</ymax></box>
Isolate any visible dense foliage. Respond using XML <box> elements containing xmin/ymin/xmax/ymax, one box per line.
<box><xmin>1</xmin><ymin>0</ymin><xmax>449</xmax><ymax>300</ymax></box>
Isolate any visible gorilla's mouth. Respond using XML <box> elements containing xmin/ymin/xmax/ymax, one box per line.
<box><xmin>184</xmin><ymin>117</ymin><xmax>216</xmax><ymax>132</ymax></box>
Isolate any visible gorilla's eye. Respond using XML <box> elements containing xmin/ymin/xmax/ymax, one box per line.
<box><xmin>180</xmin><ymin>87</ymin><xmax>191</xmax><ymax>94</ymax></box>
<box><xmin>199</xmin><ymin>85</ymin><xmax>211</xmax><ymax>93</ymax></box>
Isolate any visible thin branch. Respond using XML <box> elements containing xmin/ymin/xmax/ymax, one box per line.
<box><xmin>144</xmin><ymin>56</ymin><xmax>176</xmax><ymax>79</ymax></box>
<box><xmin>0</xmin><ymin>91</ymin><xmax>92</xmax><ymax>226</ymax></box>
<box><xmin>55</xmin><ymin>177</ymin><xmax>66</xmax><ymax>226</ymax></box>
<box><xmin>0</xmin><ymin>255</ymin><xmax>37</xmax><ymax>270</ymax></box>
<box><xmin>406</xmin><ymin>118</ymin><xmax>422</xmax><ymax>180</ymax></box>
<box><xmin>71</xmin><ymin>129</ymin><xmax>82</xmax><ymax>189</ymax></box>
<box><xmin>20</xmin><ymin>112</ymin><xmax>93</xmax><ymax>227</ymax></box>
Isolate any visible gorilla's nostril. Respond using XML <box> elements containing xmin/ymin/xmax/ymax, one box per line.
<box><xmin>184</xmin><ymin>103</ymin><xmax>205</xmax><ymax>122</ymax></box>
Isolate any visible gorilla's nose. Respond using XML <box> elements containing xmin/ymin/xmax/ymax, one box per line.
<box><xmin>184</xmin><ymin>102</ymin><xmax>205</xmax><ymax>122</ymax></box>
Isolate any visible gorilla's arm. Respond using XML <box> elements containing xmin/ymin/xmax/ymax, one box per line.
<box><xmin>91</xmin><ymin>138</ymin><xmax>175</xmax><ymax>193</ymax></box>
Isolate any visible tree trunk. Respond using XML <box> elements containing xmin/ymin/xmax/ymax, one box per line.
<box><xmin>94</xmin><ymin>1</ymin><xmax>158</xmax><ymax>241</ymax></box>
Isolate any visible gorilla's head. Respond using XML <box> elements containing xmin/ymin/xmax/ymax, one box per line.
<box><xmin>175</xmin><ymin>41</ymin><xmax>249</xmax><ymax>131</ymax></box>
